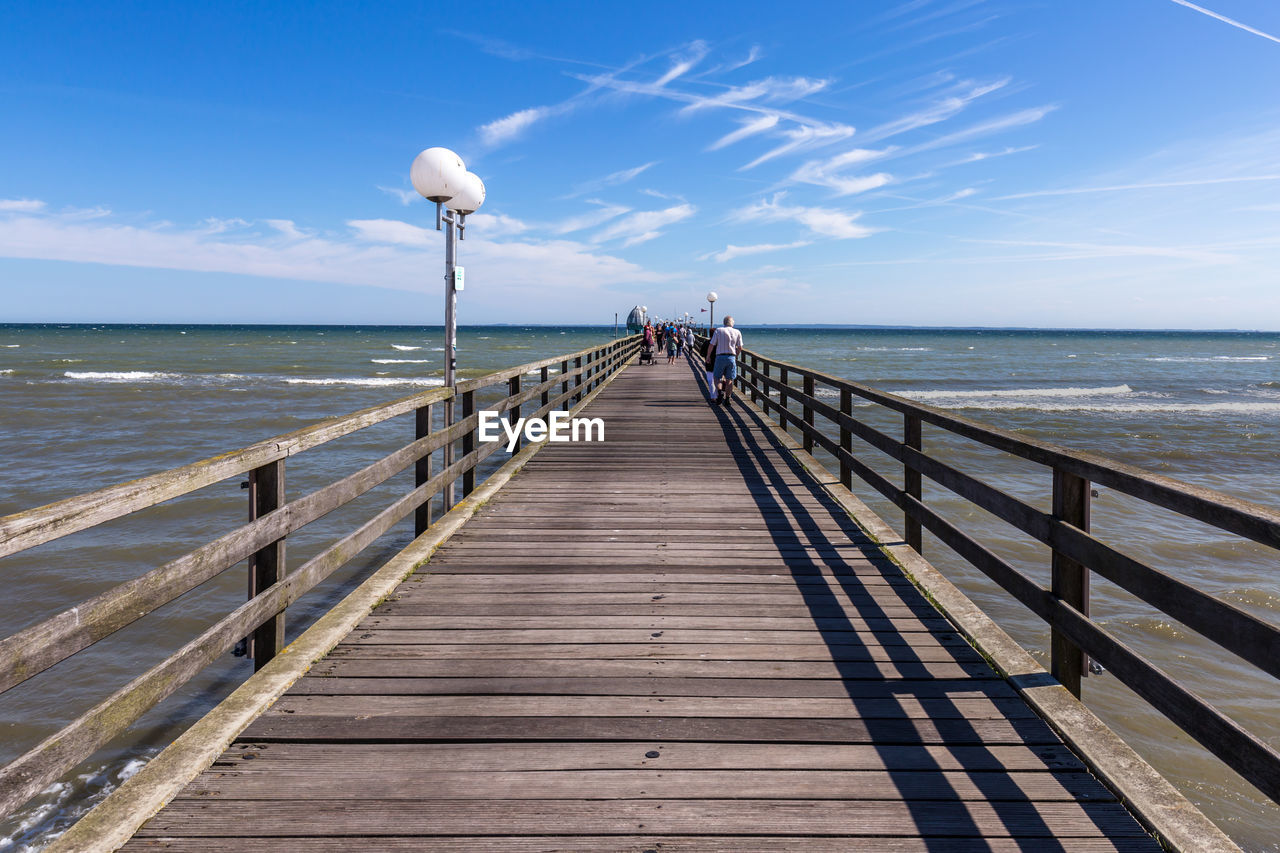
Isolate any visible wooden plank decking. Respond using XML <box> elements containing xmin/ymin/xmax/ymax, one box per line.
<box><xmin>123</xmin><ymin>356</ymin><xmax>1160</xmax><ymax>851</ymax></box>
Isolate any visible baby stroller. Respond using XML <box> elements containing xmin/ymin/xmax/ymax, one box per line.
<box><xmin>639</xmin><ymin>341</ymin><xmax>657</xmax><ymax>365</ymax></box>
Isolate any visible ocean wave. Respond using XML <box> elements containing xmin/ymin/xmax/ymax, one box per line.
<box><xmin>430</xmin><ymin>347</ymin><xmax>446</xmax><ymax>351</ymax></box>
<box><xmin>936</xmin><ymin>400</ymin><xmax>1280</xmax><ymax>415</ymax></box>
<box><xmin>0</xmin><ymin>369</ymin><xmax>12</xmax><ymax>375</ymax></box>
<box><xmin>3</xmin><ymin>344</ymin><xmax>19</xmax><ymax>348</ymax></box>
<box><xmin>1145</xmin><ymin>356</ymin><xmax>1270</xmax><ymax>362</ymax></box>
<box><xmin>391</xmin><ymin>344</ymin><xmax>422</xmax><ymax>351</ymax></box>
<box><xmin>64</xmin><ymin>371</ymin><xmax>179</xmax><ymax>382</ymax></box>
<box><xmin>1258</xmin><ymin>381</ymin><xmax>1280</xmax><ymax>390</ymax></box>
<box><xmin>284</xmin><ymin>377</ymin><xmax>444</xmax><ymax>387</ymax></box>
<box><xmin>904</xmin><ymin>384</ymin><xmax>1132</xmax><ymax>401</ymax></box>
<box><xmin>370</xmin><ymin>359</ymin><xmax>430</xmax><ymax>364</ymax></box>
<box><xmin>857</xmin><ymin>346</ymin><xmax>932</xmax><ymax>352</ymax></box>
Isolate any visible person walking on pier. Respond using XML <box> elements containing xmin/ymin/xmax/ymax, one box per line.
<box><xmin>707</xmin><ymin>316</ymin><xmax>743</xmax><ymax>407</ymax></box>
<box><xmin>665</xmin><ymin>326</ymin><xmax>679</xmax><ymax>364</ymax></box>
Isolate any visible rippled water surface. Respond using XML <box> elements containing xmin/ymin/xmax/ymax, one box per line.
<box><xmin>1</xmin><ymin>324</ymin><xmax>1278</xmax><ymax>849</ymax></box>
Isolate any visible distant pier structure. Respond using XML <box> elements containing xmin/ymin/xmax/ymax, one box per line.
<box><xmin>625</xmin><ymin>305</ymin><xmax>645</xmax><ymax>334</ymax></box>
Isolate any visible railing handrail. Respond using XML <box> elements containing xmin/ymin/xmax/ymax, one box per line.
<box><xmin>714</xmin><ymin>337</ymin><xmax>1280</xmax><ymax>806</ymax></box>
<box><xmin>728</xmin><ymin>343</ymin><xmax>1280</xmax><ymax>549</ymax></box>
<box><xmin>0</xmin><ymin>334</ymin><xmax>641</xmax><ymax>822</ymax></box>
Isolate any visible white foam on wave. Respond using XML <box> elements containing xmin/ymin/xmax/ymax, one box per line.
<box><xmin>64</xmin><ymin>371</ymin><xmax>179</xmax><ymax>382</ymax></box>
<box><xmin>1145</xmin><ymin>356</ymin><xmax>1269</xmax><ymax>362</ymax></box>
<box><xmin>946</xmin><ymin>400</ymin><xmax>1280</xmax><ymax>416</ymax></box>
<box><xmin>904</xmin><ymin>384</ymin><xmax>1132</xmax><ymax>401</ymax></box>
<box><xmin>285</xmin><ymin>377</ymin><xmax>444</xmax><ymax>387</ymax></box>
<box><xmin>857</xmin><ymin>346</ymin><xmax>932</xmax><ymax>352</ymax></box>
<box><xmin>0</xmin><ymin>369</ymin><xmax>12</xmax><ymax>375</ymax></box>
<box><xmin>430</xmin><ymin>347</ymin><xmax>446</xmax><ymax>351</ymax></box>
<box><xmin>4</xmin><ymin>344</ymin><xmax>19</xmax><ymax>348</ymax></box>
<box><xmin>391</xmin><ymin>344</ymin><xmax>422</xmax><ymax>351</ymax></box>
<box><xmin>371</xmin><ymin>358</ymin><xmax>430</xmax><ymax>364</ymax></box>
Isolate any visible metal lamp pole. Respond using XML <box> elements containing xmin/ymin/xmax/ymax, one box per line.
<box><xmin>707</xmin><ymin>291</ymin><xmax>718</xmax><ymax>336</ymax></box>
<box><xmin>412</xmin><ymin>147</ymin><xmax>486</xmax><ymax>510</ymax></box>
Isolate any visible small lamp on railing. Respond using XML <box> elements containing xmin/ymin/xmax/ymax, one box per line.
<box><xmin>706</xmin><ymin>291</ymin><xmax>718</xmax><ymax>335</ymax></box>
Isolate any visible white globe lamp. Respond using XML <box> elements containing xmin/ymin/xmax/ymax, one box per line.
<box><xmin>411</xmin><ymin>147</ymin><xmax>467</xmax><ymax>203</ymax></box>
<box><xmin>447</xmin><ymin>171</ymin><xmax>486</xmax><ymax>215</ymax></box>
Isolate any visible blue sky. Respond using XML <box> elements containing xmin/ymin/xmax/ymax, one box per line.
<box><xmin>1</xmin><ymin>0</ymin><xmax>1278</xmax><ymax>328</ymax></box>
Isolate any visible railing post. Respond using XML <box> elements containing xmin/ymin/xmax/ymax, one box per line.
<box><xmin>443</xmin><ymin>395</ymin><xmax>455</xmax><ymax>511</ymax></box>
<box><xmin>762</xmin><ymin>361</ymin><xmax>772</xmax><ymax>417</ymax></box>
<box><xmin>779</xmin><ymin>367</ymin><xmax>790</xmax><ymax>431</ymax></box>
<box><xmin>1051</xmin><ymin>467</ymin><xmax>1091</xmax><ymax>698</ymax></box>
<box><xmin>247</xmin><ymin>459</ymin><xmax>285</xmax><ymax>671</ymax></box>
<box><xmin>574</xmin><ymin>355</ymin><xmax>583</xmax><ymax>403</ymax></box>
<box><xmin>414</xmin><ymin>402</ymin><xmax>434</xmax><ymax>536</ymax></box>
<box><xmin>508</xmin><ymin>375</ymin><xmax>521</xmax><ymax>452</ymax></box>
<box><xmin>904</xmin><ymin>414</ymin><xmax>923</xmax><ymax>554</ymax></box>
<box><xmin>802</xmin><ymin>374</ymin><xmax>815</xmax><ymax>452</ymax></box>
<box><xmin>840</xmin><ymin>389</ymin><xmax>852</xmax><ymax>490</ymax></box>
<box><xmin>561</xmin><ymin>360</ymin><xmax>570</xmax><ymax>409</ymax></box>
<box><xmin>461</xmin><ymin>390</ymin><xmax>476</xmax><ymax>496</ymax></box>
<box><xmin>540</xmin><ymin>366</ymin><xmax>550</xmax><ymax>411</ymax></box>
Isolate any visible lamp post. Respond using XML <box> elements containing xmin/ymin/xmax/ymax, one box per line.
<box><xmin>411</xmin><ymin>146</ymin><xmax>486</xmax><ymax>508</ymax></box>
<box><xmin>707</xmin><ymin>291</ymin><xmax>718</xmax><ymax>335</ymax></box>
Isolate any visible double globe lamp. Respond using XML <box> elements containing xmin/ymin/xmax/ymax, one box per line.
<box><xmin>410</xmin><ymin>146</ymin><xmax>486</xmax><ymax>391</ymax></box>
<box><xmin>410</xmin><ymin>146</ymin><xmax>485</xmax><ymax>509</ymax></box>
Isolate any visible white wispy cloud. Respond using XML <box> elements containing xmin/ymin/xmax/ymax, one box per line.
<box><xmin>377</xmin><ymin>186</ymin><xmax>418</xmax><ymax>206</ymax></box>
<box><xmin>265</xmin><ymin>219</ymin><xmax>307</xmax><ymax>240</ymax></box>
<box><xmin>698</xmin><ymin>240</ymin><xmax>812</xmax><ymax>263</ymax></box>
<box><xmin>562</xmin><ymin>162</ymin><xmax>657</xmax><ymax>198</ymax></box>
<box><xmin>478</xmin><ymin>106</ymin><xmax>554</xmax><ymax>147</ymax></box>
<box><xmin>1167</xmin><ymin>0</ymin><xmax>1280</xmax><ymax>45</ymax></box>
<box><xmin>731</xmin><ymin>193</ymin><xmax>876</xmax><ymax>239</ymax></box>
<box><xmin>995</xmin><ymin>174</ymin><xmax>1280</xmax><ymax>200</ymax></box>
<box><xmin>678</xmin><ymin>76</ymin><xmax>832</xmax><ymax>115</ymax></box>
<box><xmin>655</xmin><ymin>40</ymin><xmax>710</xmax><ymax>86</ymax></box>
<box><xmin>550</xmin><ymin>202</ymin><xmax>631</xmax><ymax>234</ymax></box>
<box><xmin>0</xmin><ymin>202</ymin><xmax>662</xmax><ymax>294</ymax></box>
<box><xmin>0</xmin><ymin>199</ymin><xmax>46</xmax><ymax>212</ymax></box>
<box><xmin>640</xmin><ymin>188</ymin><xmax>685</xmax><ymax>201</ymax></box>
<box><xmin>790</xmin><ymin>147</ymin><xmax>896</xmax><ymax>195</ymax></box>
<box><xmin>591</xmin><ymin>203</ymin><xmax>697</xmax><ymax>247</ymax></box>
<box><xmin>708</xmin><ymin>114</ymin><xmax>781</xmax><ymax>150</ymax></box>
<box><xmin>860</xmin><ymin>77</ymin><xmax>1010</xmax><ymax>143</ymax></box>
<box><xmin>939</xmin><ymin>145</ymin><xmax>1038</xmax><ymax>167</ymax></box>
<box><xmin>741</xmin><ymin>122</ymin><xmax>856</xmax><ymax>170</ymax></box>
<box><xmin>962</xmin><ymin>236</ymin><xmax>1239</xmax><ymax>264</ymax></box>
<box><xmin>466</xmin><ymin>212</ymin><xmax>531</xmax><ymax>236</ymax></box>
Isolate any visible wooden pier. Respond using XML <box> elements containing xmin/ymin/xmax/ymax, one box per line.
<box><xmin>113</xmin><ymin>363</ymin><xmax>1156</xmax><ymax>849</ymax></box>
<box><xmin>4</xmin><ymin>336</ymin><xmax>1275</xmax><ymax>851</ymax></box>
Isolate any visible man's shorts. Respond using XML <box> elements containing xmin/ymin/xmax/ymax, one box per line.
<box><xmin>713</xmin><ymin>353</ymin><xmax>737</xmax><ymax>383</ymax></box>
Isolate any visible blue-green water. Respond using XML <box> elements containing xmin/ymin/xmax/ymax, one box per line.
<box><xmin>1</xmin><ymin>324</ymin><xmax>1278</xmax><ymax>849</ymax></box>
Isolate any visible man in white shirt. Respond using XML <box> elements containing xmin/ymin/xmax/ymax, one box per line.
<box><xmin>707</xmin><ymin>316</ymin><xmax>743</xmax><ymax>407</ymax></box>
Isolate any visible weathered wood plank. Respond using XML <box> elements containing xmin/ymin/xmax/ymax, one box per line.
<box><xmin>239</xmin><ymin>715</ymin><xmax>1059</xmax><ymax>745</ymax></box>
<box><xmin>213</xmin><ymin>741</ymin><xmax>1084</xmax><ymax>772</ymax></box>
<box><xmin>179</xmin><ymin>768</ymin><xmax>1112</xmax><ymax>802</ymax></box>
<box><xmin>133</xmin><ymin>799</ymin><xmax>1150</xmax><ymax>837</ymax></box>
<box><xmin>307</xmin><ymin>657</ymin><xmax>994</xmax><ymax>681</ymax></box>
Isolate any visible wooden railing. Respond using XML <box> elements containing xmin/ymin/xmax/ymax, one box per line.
<box><xmin>704</xmin><ymin>338</ymin><xmax>1280</xmax><ymax>806</ymax></box>
<box><xmin>0</xmin><ymin>335</ymin><xmax>640</xmax><ymax>821</ymax></box>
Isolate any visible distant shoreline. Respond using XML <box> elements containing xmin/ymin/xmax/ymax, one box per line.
<box><xmin>2</xmin><ymin>322</ymin><xmax>1276</xmax><ymax>334</ymax></box>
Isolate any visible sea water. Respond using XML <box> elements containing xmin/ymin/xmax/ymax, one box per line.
<box><xmin>1</xmin><ymin>324</ymin><xmax>1277</xmax><ymax>850</ymax></box>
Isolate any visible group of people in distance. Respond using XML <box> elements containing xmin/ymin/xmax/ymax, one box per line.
<box><xmin>640</xmin><ymin>316</ymin><xmax>743</xmax><ymax>408</ymax></box>
<box><xmin>642</xmin><ymin>321</ymin><xmax>693</xmax><ymax>364</ymax></box>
